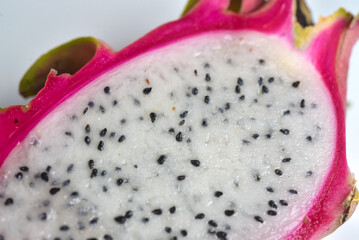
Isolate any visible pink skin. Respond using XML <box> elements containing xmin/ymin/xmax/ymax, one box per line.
<box><xmin>0</xmin><ymin>0</ymin><xmax>357</xmax><ymax>238</ymax></box>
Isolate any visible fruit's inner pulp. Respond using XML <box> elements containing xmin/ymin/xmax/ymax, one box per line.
<box><xmin>0</xmin><ymin>32</ymin><xmax>335</xmax><ymax>240</ymax></box>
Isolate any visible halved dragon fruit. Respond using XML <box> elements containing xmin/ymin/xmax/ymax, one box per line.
<box><xmin>0</xmin><ymin>0</ymin><xmax>358</xmax><ymax>239</ymax></box>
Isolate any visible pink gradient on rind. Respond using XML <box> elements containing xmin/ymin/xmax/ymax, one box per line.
<box><xmin>0</xmin><ymin>0</ymin><xmax>357</xmax><ymax>239</ymax></box>
<box><xmin>287</xmin><ymin>16</ymin><xmax>359</xmax><ymax>240</ymax></box>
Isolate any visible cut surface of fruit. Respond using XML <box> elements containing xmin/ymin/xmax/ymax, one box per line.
<box><xmin>0</xmin><ymin>32</ymin><xmax>336</xmax><ymax>239</ymax></box>
<box><xmin>0</xmin><ymin>0</ymin><xmax>358</xmax><ymax>239</ymax></box>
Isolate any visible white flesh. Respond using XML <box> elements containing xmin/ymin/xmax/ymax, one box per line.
<box><xmin>0</xmin><ymin>32</ymin><xmax>335</xmax><ymax>240</ymax></box>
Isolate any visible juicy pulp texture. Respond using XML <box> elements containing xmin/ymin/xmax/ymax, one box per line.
<box><xmin>0</xmin><ymin>32</ymin><xmax>336</xmax><ymax>240</ymax></box>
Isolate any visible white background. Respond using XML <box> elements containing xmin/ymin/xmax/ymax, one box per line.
<box><xmin>0</xmin><ymin>0</ymin><xmax>358</xmax><ymax>239</ymax></box>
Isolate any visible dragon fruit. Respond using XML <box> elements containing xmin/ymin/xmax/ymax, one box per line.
<box><xmin>0</xmin><ymin>0</ymin><xmax>358</xmax><ymax>239</ymax></box>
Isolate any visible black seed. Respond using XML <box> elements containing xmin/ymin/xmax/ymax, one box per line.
<box><xmin>20</xmin><ymin>166</ymin><xmax>29</xmax><ymax>172</ymax></box>
<box><xmin>224</xmin><ymin>210</ymin><xmax>235</xmax><ymax>216</ymax></box>
<box><xmin>279</xmin><ymin>200</ymin><xmax>288</xmax><ymax>206</ymax></box>
<box><xmin>118</xmin><ymin>135</ymin><xmax>126</xmax><ymax>143</ymax></box>
<box><xmin>99</xmin><ymin>105</ymin><xmax>105</xmax><ymax>113</ymax></box>
<box><xmin>49</xmin><ymin>187</ymin><xmax>60</xmax><ymax>195</ymax></box>
<box><xmin>216</xmin><ymin>231</ymin><xmax>227</xmax><ymax>239</ymax></box>
<box><xmin>168</xmin><ymin>128</ymin><xmax>175</xmax><ymax>134</ymax></box>
<box><xmin>266</xmin><ymin>187</ymin><xmax>274</xmax><ymax>193</ymax></box>
<box><xmin>268</xmin><ymin>77</ymin><xmax>274</xmax><ymax>83</ymax></box>
<box><xmin>84</xmin><ymin>136</ymin><xmax>91</xmax><ymax>145</ymax></box>
<box><xmin>179</xmin><ymin>120</ymin><xmax>185</xmax><ymax>126</ymax></box>
<box><xmin>214</xmin><ymin>191</ymin><xmax>223</xmax><ymax>197</ymax></box>
<box><xmin>204</xmin><ymin>95</ymin><xmax>210</xmax><ymax>104</ymax></box>
<box><xmin>165</xmin><ymin>227</ymin><xmax>172</xmax><ymax>233</ymax></box>
<box><xmin>237</xmin><ymin>77</ymin><xmax>243</xmax><ymax>85</ymax></box>
<box><xmin>103</xmin><ymin>86</ymin><xmax>110</xmax><ymax>94</ymax></box>
<box><xmin>282</xmin><ymin>158</ymin><xmax>292</xmax><ymax>163</ymax></box>
<box><xmin>85</xmin><ymin>124</ymin><xmax>91</xmax><ymax>133</ymax></box>
<box><xmin>259</xmin><ymin>59</ymin><xmax>265</xmax><ymax>64</ymax></box>
<box><xmin>239</xmin><ymin>95</ymin><xmax>245</xmax><ymax>101</ymax></box>
<box><xmin>190</xmin><ymin>160</ymin><xmax>201</xmax><ymax>167</ymax></box>
<box><xmin>88</xmin><ymin>160</ymin><xmax>95</xmax><ymax>169</ymax></box>
<box><xmin>67</xmin><ymin>164</ymin><xmax>74</xmax><ymax>173</ymax></box>
<box><xmin>235</xmin><ymin>85</ymin><xmax>241</xmax><ymax>94</ymax></box>
<box><xmin>202</xmin><ymin>119</ymin><xmax>208</xmax><ymax>127</ymax></box>
<box><xmin>280</xmin><ymin>129</ymin><xmax>290</xmax><ymax>135</ymax></box>
<box><xmin>97</xmin><ymin>141</ymin><xmax>104</xmax><ymax>151</ymax></box>
<box><xmin>114</xmin><ymin>216</ymin><xmax>126</xmax><ymax>224</ymax></box>
<box><xmin>267</xmin><ymin>210</ymin><xmax>277</xmax><ymax>216</ymax></box>
<box><xmin>208</xmin><ymin>220</ymin><xmax>218</xmax><ymax>227</ymax></box>
<box><xmin>102</xmin><ymin>186</ymin><xmax>108</xmax><ymax>192</ymax></box>
<box><xmin>89</xmin><ymin>217</ymin><xmax>98</xmax><ymax>225</ymax></box>
<box><xmin>242</xmin><ymin>140</ymin><xmax>250</xmax><ymax>145</ymax></box>
<box><xmin>205</xmin><ymin>73</ymin><xmax>211</xmax><ymax>81</ymax></box>
<box><xmin>141</xmin><ymin>217</ymin><xmax>149</xmax><ymax>223</ymax></box>
<box><xmin>181</xmin><ymin>229</ymin><xmax>188</xmax><ymax>237</ymax></box>
<box><xmin>252</xmin><ymin>134</ymin><xmax>259</xmax><ymax>139</ymax></box>
<box><xmin>71</xmin><ymin>191</ymin><xmax>79</xmax><ymax>197</ymax></box>
<box><xmin>125</xmin><ymin>211</ymin><xmax>133</xmax><ymax>219</ymax></box>
<box><xmin>180</xmin><ymin>111</ymin><xmax>189</xmax><ymax>118</ymax></box>
<box><xmin>192</xmin><ymin>88</ymin><xmax>198</xmax><ymax>95</ymax></box>
<box><xmin>204</xmin><ymin>63</ymin><xmax>210</xmax><ymax>68</ymax></box>
<box><xmin>257</xmin><ymin>77</ymin><xmax>265</xmax><ymax>87</ymax></box>
<box><xmin>289</xmin><ymin>189</ymin><xmax>298</xmax><ymax>194</ymax></box>
<box><xmin>104</xmin><ymin>234</ymin><xmax>113</xmax><ymax>240</ymax></box>
<box><xmin>91</xmin><ymin>169</ymin><xmax>98</xmax><ymax>178</ymax></box>
<box><xmin>15</xmin><ymin>172</ymin><xmax>23</xmax><ymax>179</ymax></box>
<box><xmin>292</xmin><ymin>81</ymin><xmax>300</xmax><ymax>88</ymax></box>
<box><xmin>60</xmin><ymin>225</ymin><xmax>69</xmax><ymax>231</ymax></box>
<box><xmin>109</xmin><ymin>132</ymin><xmax>116</xmax><ymax>138</ymax></box>
<box><xmin>195</xmin><ymin>213</ymin><xmax>205</xmax><ymax>219</ymax></box>
<box><xmin>14</xmin><ymin>118</ymin><xmax>19</xmax><ymax>123</ymax></box>
<box><xmin>306</xmin><ymin>171</ymin><xmax>313</xmax><ymax>177</ymax></box>
<box><xmin>177</xmin><ymin>175</ymin><xmax>186</xmax><ymax>181</ymax></box>
<box><xmin>62</xmin><ymin>179</ymin><xmax>71</xmax><ymax>186</ymax></box>
<box><xmin>101</xmin><ymin>170</ymin><xmax>107</xmax><ymax>176</ymax></box>
<box><xmin>113</xmin><ymin>100</ymin><xmax>118</xmax><ymax>106</ymax></box>
<box><xmin>268</xmin><ymin>200</ymin><xmax>277</xmax><ymax>209</ymax></box>
<box><xmin>265</xmin><ymin>134</ymin><xmax>271</xmax><ymax>139</ymax></box>
<box><xmin>169</xmin><ymin>206</ymin><xmax>176</xmax><ymax>214</ymax></box>
<box><xmin>88</xmin><ymin>101</ymin><xmax>94</xmax><ymax>108</ymax></box>
<box><xmin>46</xmin><ymin>165</ymin><xmax>51</xmax><ymax>172</ymax></box>
<box><xmin>150</xmin><ymin>112</ymin><xmax>157</xmax><ymax>123</ymax></box>
<box><xmin>254</xmin><ymin>216</ymin><xmax>264</xmax><ymax>223</ymax></box>
<box><xmin>275</xmin><ymin>169</ymin><xmax>283</xmax><ymax>176</ymax></box>
<box><xmin>100</xmin><ymin>128</ymin><xmax>107</xmax><ymax>137</ymax></box>
<box><xmin>225</xmin><ymin>103</ymin><xmax>230</xmax><ymax>110</ymax></box>
<box><xmin>152</xmin><ymin>209</ymin><xmax>162</xmax><ymax>215</ymax></box>
<box><xmin>143</xmin><ymin>87</ymin><xmax>152</xmax><ymax>95</ymax></box>
<box><xmin>262</xmin><ymin>85</ymin><xmax>269</xmax><ymax>94</ymax></box>
<box><xmin>116</xmin><ymin>178</ymin><xmax>124</xmax><ymax>186</ymax></box>
<box><xmin>39</xmin><ymin>212</ymin><xmax>47</xmax><ymax>221</ymax></box>
<box><xmin>306</xmin><ymin>136</ymin><xmax>312</xmax><ymax>142</ymax></box>
<box><xmin>300</xmin><ymin>99</ymin><xmax>305</xmax><ymax>108</ymax></box>
<box><xmin>170</xmin><ymin>237</ymin><xmax>178</xmax><ymax>240</ymax></box>
<box><xmin>157</xmin><ymin>155</ymin><xmax>167</xmax><ymax>165</ymax></box>
<box><xmin>253</xmin><ymin>172</ymin><xmax>261</xmax><ymax>181</ymax></box>
<box><xmin>283</xmin><ymin>110</ymin><xmax>291</xmax><ymax>115</ymax></box>
<box><xmin>4</xmin><ymin>198</ymin><xmax>13</xmax><ymax>206</ymax></box>
<box><xmin>87</xmin><ymin>238</ymin><xmax>97</xmax><ymax>240</ymax></box>
<box><xmin>194</xmin><ymin>69</ymin><xmax>198</xmax><ymax>76</ymax></box>
<box><xmin>176</xmin><ymin>132</ymin><xmax>183</xmax><ymax>142</ymax></box>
